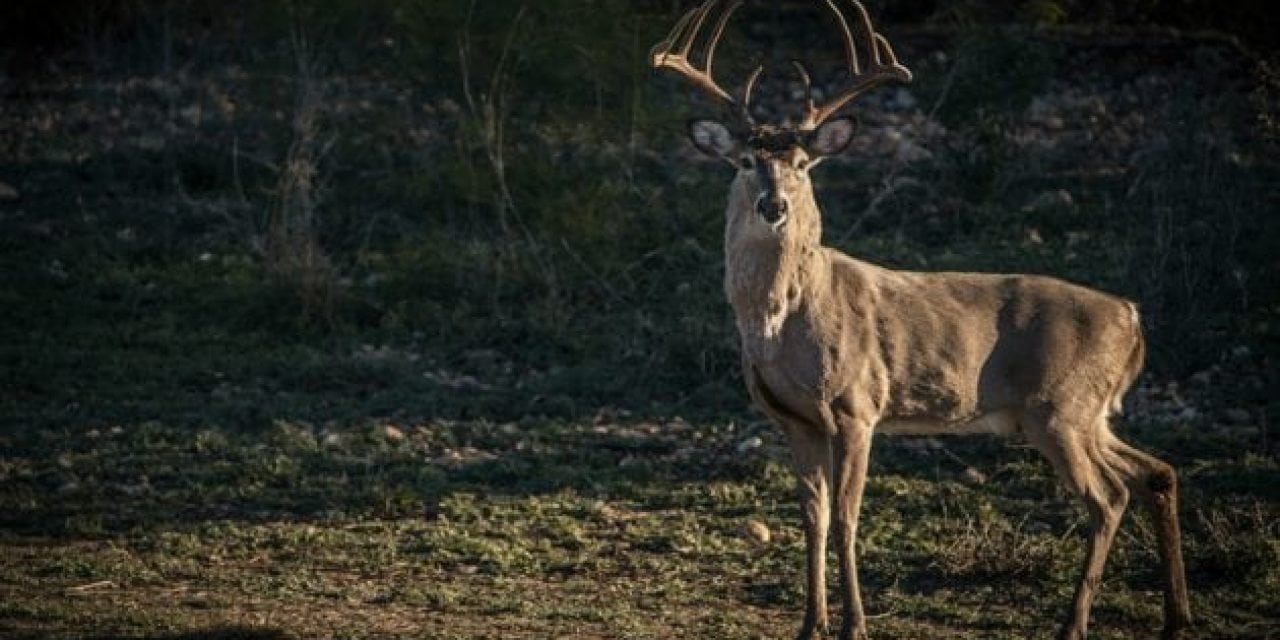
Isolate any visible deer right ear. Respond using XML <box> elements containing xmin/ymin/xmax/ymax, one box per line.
<box><xmin>688</xmin><ymin>119</ymin><xmax>738</xmax><ymax>159</ymax></box>
<box><xmin>807</xmin><ymin>116</ymin><xmax>857</xmax><ymax>157</ymax></box>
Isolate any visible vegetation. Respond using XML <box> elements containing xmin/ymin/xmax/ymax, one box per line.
<box><xmin>1</xmin><ymin>1</ymin><xmax>1277</xmax><ymax>638</ymax></box>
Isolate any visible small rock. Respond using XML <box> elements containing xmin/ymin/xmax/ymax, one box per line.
<box><xmin>1188</xmin><ymin>370</ymin><xmax>1213</xmax><ymax>386</ymax></box>
<box><xmin>0</xmin><ymin>182</ymin><xmax>19</xmax><ymax>202</ymax></box>
<box><xmin>464</xmin><ymin>348</ymin><xmax>503</xmax><ymax>365</ymax></box>
<box><xmin>1175</xmin><ymin>406</ymin><xmax>1199</xmax><ymax>422</ymax></box>
<box><xmin>745</xmin><ymin>519</ymin><xmax>771</xmax><ymax>545</ymax></box>
<box><xmin>960</xmin><ymin>467</ymin><xmax>988</xmax><ymax>486</ymax></box>
<box><xmin>593</xmin><ymin>501</ymin><xmax>622</xmax><ymax>522</ymax></box>
<box><xmin>118</xmin><ymin>479</ymin><xmax>151</xmax><ymax>497</ymax></box>
<box><xmin>135</xmin><ymin>134</ymin><xmax>165</xmax><ymax>152</ymax></box>
<box><xmin>889</xmin><ymin>87</ymin><xmax>917</xmax><ymax>111</ymax></box>
<box><xmin>737</xmin><ymin>436</ymin><xmax>763</xmax><ymax>453</ymax></box>
<box><xmin>179</xmin><ymin>104</ymin><xmax>202</xmax><ymax>125</ymax></box>
<box><xmin>1223</xmin><ymin>408</ymin><xmax>1251</xmax><ymax>424</ymax></box>
<box><xmin>434</xmin><ymin>450</ymin><xmax>464</xmax><ymax>467</ymax></box>
<box><xmin>1022</xmin><ymin>189</ymin><xmax>1074</xmax><ymax>213</ymax></box>
<box><xmin>1065</xmin><ymin>231</ymin><xmax>1091</xmax><ymax>247</ymax></box>
<box><xmin>438</xmin><ymin>98</ymin><xmax>461</xmax><ymax>115</ymax></box>
<box><xmin>46</xmin><ymin>260</ymin><xmax>68</xmax><ymax>281</ymax></box>
<box><xmin>383</xmin><ymin>424</ymin><xmax>405</xmax><ymax>442</ymax></box>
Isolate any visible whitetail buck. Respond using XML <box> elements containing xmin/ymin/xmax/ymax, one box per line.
<box><xmin>651</xmin><ymin>1</ymin><xmax>1191</xmax><ymax>638</ymax></box>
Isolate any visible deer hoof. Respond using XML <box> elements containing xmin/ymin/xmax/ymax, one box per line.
<box><xmin>794</xmin><ymin>625</ymin><xmax>826</xmax><ymax>640</ymax></box>
<box><xmin>838</xmin><ymin>624</ymin><xmax>869</xmax><ymax>640</ymax></box>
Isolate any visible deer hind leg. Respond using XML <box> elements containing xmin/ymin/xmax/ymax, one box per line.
<box><xmin>1025</xmin><ymin>409</ymin><xmax>1131</xmax><ymax>640</ymax></box>
<box><xmin>1105</xmin><ymin>433</ymin><xmax>1192</xmax><ymax>639</ymax></box>
<box><xmin>781</xmin><ymin>421</ymin><xmax>834</xmax><ymax>640</ymax></box>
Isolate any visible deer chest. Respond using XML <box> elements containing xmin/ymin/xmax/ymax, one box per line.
<box><xmin>740</xmin><ymin>312</ymin><xmax>832</xmax><ymax>422</ymax></box>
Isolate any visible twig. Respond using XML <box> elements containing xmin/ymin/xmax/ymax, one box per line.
<box><xmin>66</xmin><ymin>580</ymin><xmax>116</xmax><ymax>594</ymax></box>
<box><xmin>560</xmin><ymin>237</ymin><xmax>624</xmax><ymax>304</ymax></box>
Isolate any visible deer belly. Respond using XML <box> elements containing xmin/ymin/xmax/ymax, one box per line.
<box><xmin>877</xmin><ymin>409</ymin><xmax>1022</xmax><ymax>437</ymax></box>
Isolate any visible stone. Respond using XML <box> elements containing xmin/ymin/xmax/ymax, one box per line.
<box><xmin>746</xmin><ymin>519</ymin><xmax>771</xmax><ymax>545</ymax></box>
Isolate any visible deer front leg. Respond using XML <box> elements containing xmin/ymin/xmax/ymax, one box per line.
<box><xmin>832</xmin><ymin>419</ymin><xmax>874</xmax><ymax>640</ymax></box>
<box><xmin>783</xmin><ymin>422</ymin><xmax>833</xmax><ymax>640</ymax></box>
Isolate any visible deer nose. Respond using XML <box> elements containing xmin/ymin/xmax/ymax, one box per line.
<box><xmin>755</xmin><ymin>193</ymin><xmax>790</xmax><ymax>225</ymax></box>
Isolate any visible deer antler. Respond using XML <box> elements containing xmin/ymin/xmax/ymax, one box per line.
<box><xmin>650</xmin><ymin>0</ymin><xmax>762</xmax><ymax>125</ymax></box>
<box><xmin>798</xmin><ymin>0</ymin><xmax>912</xmax><ymax>130</ymax></box>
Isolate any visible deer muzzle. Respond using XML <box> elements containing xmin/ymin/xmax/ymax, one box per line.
<box><xmin>755</xmin><ymin>192</ymin><xmax>791</xmax><ymax>228</ymax></box>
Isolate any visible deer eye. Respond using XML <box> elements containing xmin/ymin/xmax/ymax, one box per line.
<box><xmin>738</xmin><ymin>156</ymin><xmax>756</xmax><ymax>170</ymax></box>
<box><xmin>793</xmin><ymin>156</ymin><xmax>810</xmax><ymax>170</ymax></box>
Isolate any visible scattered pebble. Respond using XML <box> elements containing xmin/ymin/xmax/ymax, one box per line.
<box><xmin>382</xmin><ymin>424</ymin><xmax>405</xmax><ymax>442</ymax></box>
<box><xmin>1224</xmin><ymin>408</ymin><xmax>1251</xmax><ymax>424</ymax></box>
<box><xmin>1022</xmin><ymin>189</ymin><xmax>1074</xmax><ymax>213</ymax></box>
<box><xmin>746</xmin><ymin>519</ymin><xmax>771</xmax><ymax>545</ymax></box>
<box><xmin>961</xmin><ymin>467</ymin><xmax>988</xmax><ymax>486</ymax></box>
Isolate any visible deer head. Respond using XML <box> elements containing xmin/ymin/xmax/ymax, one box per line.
<box><xmin>652</xmin><ymin>0</ymin><xmax>912</xmax><ymax>237</ymax></box>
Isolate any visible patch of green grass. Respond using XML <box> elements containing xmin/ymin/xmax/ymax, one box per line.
<box><xmin>1</xmin><ymin>411</ymin><xmax>1277</xmax><ymax>638</ymax></box>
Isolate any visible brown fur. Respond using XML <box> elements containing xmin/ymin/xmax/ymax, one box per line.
<box><xmin>715</xmin><ymin>143</ymin><xmax>1191</xmax><ymax>640</ymax></box>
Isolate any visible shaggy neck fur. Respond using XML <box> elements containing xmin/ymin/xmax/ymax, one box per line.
<box><xmin>723</xmin><ymin>171</ymin><xmax>829</xmax><ymax>362</ymax></box>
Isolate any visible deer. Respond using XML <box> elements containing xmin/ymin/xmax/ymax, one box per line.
<box><xmin>650</xmin><ymin>1</ymin><xmax>1192</xmax><ymax>639</ymax></box>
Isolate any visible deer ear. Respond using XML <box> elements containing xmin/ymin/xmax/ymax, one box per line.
<box><xmin>688</xmin><ymin>119</ymin><xmax>738</xmax><ymax>158</ymax></box>
<box><xmin>807</xmin><ymin>116</ymin><xmax>857</xmax><ymax>157</ymax></box>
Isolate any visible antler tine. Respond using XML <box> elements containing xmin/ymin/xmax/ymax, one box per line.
<box><xmin>703</xmin><ymin>1</ymin><xmax>739</xmax><ymax>85</ymax></box>
<box><xmin>650</xmin><ymin>0</ymin><xmax>751</xmax><ymax>121</ymax></box>
<box><xmin>653</xmin><ymin>6</ymin><xmax>695</xmax><ymax>55</ymax></box>
<box><xmin>740</xmin><ymin>63</ymin><xmax>765</xmax><ymax>116</ymax></box>
<box><xmin>872</xmin><ymin>32</ymin><xmax>903</xmax><ymax>68</ymax></box>
<box><xmin>650</xmin><ymin>9</ymin><xmax>696</xmax><ymax>68</ymax></box>
<box><xmin>823</xmin><ymin>0</ymin><xmax>861</xmax><ymax>76</ymax></box>
<box><xmin>791</xmin><ymin>60</ymin><xmax>816</xmax><ymax>116</ymax></box>
<box><xmin>802</xmin><ymin>0</ymin><xmax>912</xmax><ymax>129</ymax></box>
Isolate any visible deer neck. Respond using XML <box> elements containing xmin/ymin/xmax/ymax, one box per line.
<box><xmin>723</xmin><ymin>176</ymin><xmax>828</xmax><ymax>362</ymax></box>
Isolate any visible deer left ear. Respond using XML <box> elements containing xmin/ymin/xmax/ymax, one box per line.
<box><xmin>688</xmin><ymin>119</ymin><xmax>739</xmax><ymax>159</ymax></box>
<box><xmin>807</xmin><ymin>116</ymin><xmax>857</xmax><ymax>157</ymax></box>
